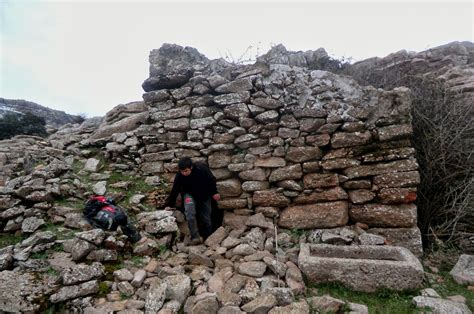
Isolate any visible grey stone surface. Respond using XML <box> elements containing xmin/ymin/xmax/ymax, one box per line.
<box><xmin>450</xmin><ymin>254</ymin><xmax>474</xmax><ymax>285</ymax></box>
<box><xmin>62</xmin><ymin>262</ymin><xmax>105</xmax><ymax>285</ymax></box>
<box><xmin>299</xmin><ymin>244</ymin><xmax>423</xmax><ymax>292</ymax></box>
<box><xmin>0</xmin><ymin>270</ymin><xmax>53</xmax><ymax>312</ymax></box>
<box><xmin>50</xmin><ymin>280</ymin><xmax>99</xmax><ymax>303</ymax></box>
<box><xmin>412</xmin><ymin>296</ymin><xmax>472</xmax><ymax>314</ymax></box>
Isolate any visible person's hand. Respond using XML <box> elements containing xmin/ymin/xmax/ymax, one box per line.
<box><xmin>212</xmin><ymin>194</ymin><xmax>221</xmax><ymax>201</ymax></box>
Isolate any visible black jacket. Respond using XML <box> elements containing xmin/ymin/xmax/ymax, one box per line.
<box><xmin>167</xmin><ymin>162</ymin><xmax>218</xmax><ymax>206</ymax></box>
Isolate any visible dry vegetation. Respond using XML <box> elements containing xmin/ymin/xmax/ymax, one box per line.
<box><xmin>345</xmin><ymin>65</ymin><xmax>474</xmax><ymax>251</ymax></box>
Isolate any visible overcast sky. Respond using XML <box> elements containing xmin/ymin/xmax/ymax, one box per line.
<box><xmin>1</xmin><ymin>0</ymin><xmax>472</xmax><ymax>117</ymax></box>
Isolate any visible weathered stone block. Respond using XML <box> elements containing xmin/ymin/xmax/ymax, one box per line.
<box><xmin>151</xmin><ymin>106</ymin><xmax>190</xmax><ymax>121</ymax></box>
<box><xmin>190</xmin><ymin>117</ymin><xmax>217</xmax><ymax>129</ymax></box>
<box><xmin>256</xmin><ymin>110</ymin><xmax>279</xmax><ymax>123</ymax></box>
<box><xmin>208</xmin><ymin>154</ymin><xmax>231</xmax><ymax>168</ymax></box>
<box><xmin>377</xmin><ymin>188</ymin><xmax>417</xmax><ymax>204</ymax></box>
<box><xmin>450</xmin><ymin>254</ymin><xmax>474</xmax><ymax>285</ymax></box>
<box><xmin>214</xmin><ymin>92</ymin><xmax>250</xmax><ymax>106</ymax></box>
<box><xmin>299</xmin><ymin>244</ymin><xmax>423</xmax><ymax>292</ymax></box>
<box><xmin>217</xmin><ymin>179</ymin><xmax>242</xmax><ymax>197</ymax></box>
<box><xmin>164</xmin><ymin>118</ymin><xmax>190</xmax><ymax>131</ymax></box>
<box><xmin>303</xmin><ymin>173</ymin><xmax>339</xmax><ymax>188</ymax></box>
<box><xmin>306</xmin><ymin>134</ymin><xmax>331</xmax><ymax>147</ymax></box>
<box><xmin>294</xmin><ymin>187</ymin><xmax>348</xmax><ymax>204</ymax></box>
<box><xmin>224</xmin><ymin>103</ymin><xmax>250</xmax><ymax>120</ymax></box>
<box><xmin>331</xmin><ymin>131</ymin><xmax>371</xmax><ymax>148</ymax></box>
<box><xmin>251</xmin><ymin>98</ymin><xmax>283</xmax><ymax>109</ymax></box>
<box><xmin>239</xmin><ymin>168</ymin><xmax>267</xmax><ymax>181</ymax></box>
<box><xmin>279</xmin><ymin>201</ymin><xmax>348</xmax><ymax>229</ymax></box>
<box><xmin>299</xmin><ymin>118</ymin><xmax>325</xmax><ymax>132</ymax></box>
<box><xmin>321</xmin><ymin>158</ymin><xmax>360</xmax><ymax>170</ymax></box>
<box><xmin>253</xmin><ymin>190</ymin><xmax>290</xmax><ymax>207</ymax></box>
<box><xmin>242</xmin><ymin>181</ymin><xmax>270</xmax><ymax>192</ymax></box>
<box><xmin>348</xmin><ymin>189</ymin><xmax>375</xmax><ymax>204</ymax></box>
<box><xmin>140</xmin><ymin>161</ymin><xmax>164</xmax><ymax>174</ymax></box>
<box><xmin>342</xmin><ymin>180</ymin><xmax>371</xmax><ymax>189</ymax></box>
<box><xmin>215</xmin><ymin>78</ymin><xmax>253</xmax><ymax>93</ymax></box>
<box><xmin>344</xmin><ymin>158</ymin><xmax>418</xmax><ymax>179</ymax></box>
<box><xmin>254</xmin><ymin>157</ymin><xmax>286</xmax><ymax>168</ymax></box>
<box><xmin>367</xmin><ymin>227</ymin><xmax>423</xmax><ymax>256</ymax></box>
<box><xmin>286</xmin><ymin>147</ymin><xmax>322</xmax><ymax>163</ymax></box>
<box><xmin>377</xmin><ymin>124</ymin><xmax>413</xmax><ymax>142</ymax></box>
<box><xmin>269</xmin><ymin>164</ymin><xmax>302</xmax><ymax>182</ymax></box>
<box><xmin>218</xmin><ymin>198</ymin><xmax>248</xmax><ymax>209</ymax></box>
<box><xmin>278</xmin><ymin>128</ymin><xmax>300</xmax><ymax>139</ymax></box>
<box><xmin>373</xmin><ymin>171</ymin><xmax>420</xmax><ymax>188</ymax></box>
<box><xmin>350</xmin><ymin>204</ymin><xmax>417</xmax><ymax>227</ymax></box>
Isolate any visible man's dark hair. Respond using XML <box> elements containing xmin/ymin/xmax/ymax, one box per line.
<box><xmin>178</xmin><ymin>157</ymin><xmax>193</xmax><ymax>170</ymax></box>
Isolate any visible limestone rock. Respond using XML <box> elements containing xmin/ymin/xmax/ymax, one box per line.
<box><xmin>62</xmin><ymin>262</ymin><xmax>105</xmax><ymax>285</ymax></box>
<box><xmin>145</xmin><ymin>282</ymin><xmax>167</xmax><ymax>313</ymax></box>
<box><xmin>0</xmin><ymin>271</ymin><xmax>53</xmax><ymax>312</ymax></box>
<box><xmin>269</xmin><ymin>164</ymin><xmax>302</xmax><ymax>182</ymax></box>
<box><xmin>279</xmin><ymin>201</ymin><xmax>348</xmax><ymax>229</ymax></box>
<box><xmin>238</xmin><ymin>261</ymin><xmax>267</xmax><ymax>277</ymax></box>
<box><xmin>450</xmin><ymin>254</ymin><xmax>474</xmax><ymax>285</ymax></box>
<box><xmin>241</xmin><ymin>294</ymin><xmax>278</xmax><ymax>313</ymax></box>
<box><xmin>412</xmin><ymin>296</ymin><xmax>471</xmax><ymax>314</ymax></box>
<box><xmin>253</xmin><ymin>190</ymin><xmax>290</xmax><ymax>207</ymax></box>
<box><xmin>50</xmin><ymin>280</ymin><xmax>99</xmax><ymax>303</ymax></box>
<box><xmin>349</xmin><ymin>204</ymin><xmax>417</xmax><ymax>227</ymax></box>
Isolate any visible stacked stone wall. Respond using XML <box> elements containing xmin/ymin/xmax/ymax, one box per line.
<box><xmin>128</xmin><ymin>45</ymin><xmax>423</xmax><ymax>255</ymax></box>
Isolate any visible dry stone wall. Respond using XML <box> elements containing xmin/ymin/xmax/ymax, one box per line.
<box><xmin>132</xmin><ymin>44</ymin><xmax>423</xmax><ymax>255</ymax></box>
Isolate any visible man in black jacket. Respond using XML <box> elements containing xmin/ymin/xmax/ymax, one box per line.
<box><xmin>167</xmin><ymin>157</ymin><xmax>220</xmax><ymax>245</ymax></box>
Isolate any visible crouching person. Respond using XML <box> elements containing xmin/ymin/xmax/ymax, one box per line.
<box><xmin>84</xmin><ymin>195</ymin><xmax>142</xmax><ymax>244</ymax></box>
<box><xmin>166</xmin><ymin>157</ymin><xmax>220</xmax><ymax>245</ymax></box>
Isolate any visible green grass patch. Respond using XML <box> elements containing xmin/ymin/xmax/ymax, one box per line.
<box><xmin>131</xmin><ymin>255</ymin><xmax>145</xmax><ymax>267</ymax></box>
<box><xmin>98</xmin><ymin>281</ymin><xmax>111</xmax><ymax>298</ymax></box>
<box><xmin>52</xmin><ymin>243</ymin><xmax>64</xmax><ymax>252</ymax></box>
<box><xmin>433</xmin><ymin>271</ymin><xmax>474</xmax><ymax>310</ymax></box>
<box><xmin>0</xmin><ymin>233</ymin><xmax>24</xmax><ymax>247</ymax></box>
<box><xmin>108</xmin><ymin>171</ymin><xmax>130</xmax><ymax>184</ymax></box>
<box><xmin>54</xmin><ymin>197</ymin><xmax>84</xmax><ymax>209</ymax></box>
<box><xmin>72</xmin><ymin>159</ymin><xmax>85</xmax><ymax>174</ymax></box>
<box><xmin>107</xmin><ymin>175</ymin><xmax>155</xmax><ymax>205</ymax></box>
<box><xmin>120</xmin><ymin>292</ymin><xmax>131</xmax><ymax>300</ymax></box>
<box><xmin>306</xmin><ymin>268</ymin><xmax>474</xmax><ymax>313</ymax></box>
<box><xmin>40</xmin><ymin>222</ymin><xmax>75</xmax><ymax>240</ymax></box>
<box><xmin>43</xmin><ymin>303</ymin><xmax>67</xmax><ymax>314</ymax></box>
<box><xmin>46</xmin><ymin>266</ymin><xmax>60</xmax><ymax>276</ymax></box>
<box><xmin>42</xmin><ymin>221</ymin><xmax>59</xmax><ymax>232</ymax></box>
<box><xmin>307</xmin><ymin>282</ymin><xmax>421</xmax><ymax>314</ymax></box>
<box><xmin>103</xmin><ymin>255</ymin><xmax>125</xmax><ymax>280</ymax></box>
<box><xmin>30</xmin><ymin>251</ymin><xmax>49</xmax><ymax>260</ymax></box>
<box><xmin>158</xmin><ymin>244</ymin><xmax>168</xmax><ymax>255</ymax></box>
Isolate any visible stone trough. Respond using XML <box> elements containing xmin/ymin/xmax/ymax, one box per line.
<box><xmin>298</xmin><ymin>244</ymin><xmax>424</xmax><ymax>292</ymax></box>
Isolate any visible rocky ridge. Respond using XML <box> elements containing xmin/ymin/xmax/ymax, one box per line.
<box><xmin>0</xmin><ymin>98</ymin><xmax>84</xmax><ymax>129</ymax></box>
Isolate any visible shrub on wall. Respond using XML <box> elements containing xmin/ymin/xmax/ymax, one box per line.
<box><xmin>346</xmin><ymin>66</ymin><xmax>473</xmax><ymax>250</ymax></box>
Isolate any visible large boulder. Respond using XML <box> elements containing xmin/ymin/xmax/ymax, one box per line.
<box><xmin>0</xmin><ymin>271</ymin><xmax>53</xmax><ymax>312</ymax></box>
<box><xmin>142</xmin><ymin>44</ymin><xmax>209</xmax><ymax>92</ymax></box>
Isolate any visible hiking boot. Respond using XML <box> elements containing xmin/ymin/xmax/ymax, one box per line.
<box><xmin>128</xmin><ymin>231</ymin><xmax>142</xmax><ymax>244</ymax></box>
<box><xmin>187</xmin><ymin>236</ymin><xmax>203</xmax><ymax>246</ymax></box>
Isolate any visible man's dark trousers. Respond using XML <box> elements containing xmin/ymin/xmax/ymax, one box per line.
<box><xmin>183</xmin><ymin>193</ymin><xmax>212</xmax><ymax>240</ymax></box>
